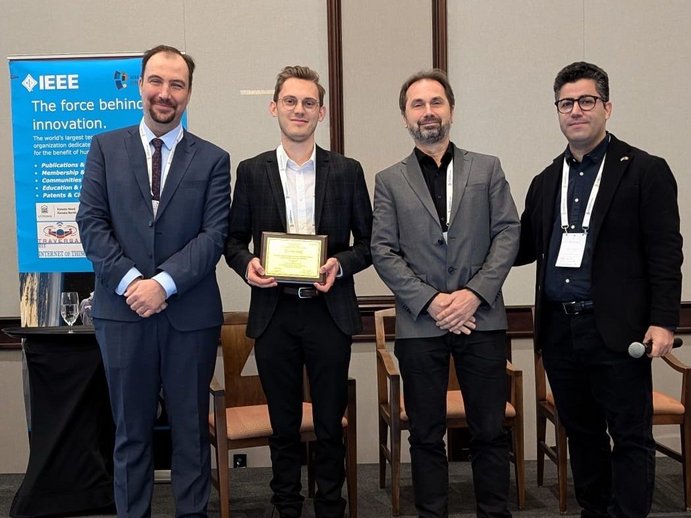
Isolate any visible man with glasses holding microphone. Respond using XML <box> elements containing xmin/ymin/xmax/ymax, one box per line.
<box><xmin>515</xmin><ymin>62</ymin><xmax>683</xmax><ymax>517</ymax></box>
<box><xmin>225</xmin><ymin>66</ymin><xmax>372</xmax><ymax>518</ymax></box>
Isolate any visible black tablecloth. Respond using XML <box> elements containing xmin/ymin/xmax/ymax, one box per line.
<box><xmin>3</xmin><ymin>326</ymin><xmax>115</xmax><ymax>517</ymax></box>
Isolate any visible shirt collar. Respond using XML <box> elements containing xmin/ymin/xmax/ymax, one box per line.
<box><xmin>140</xmin><ymin>119</ymin><xmax>183</xmax><ymax>150</ymax></box>
<box><xmin>565</xmin><ymin>133</ymin><xmax>609</xmax><ymax>165</ymax></box>
<box><xmin>276</xmin><ymin>144</ymin><xmax>316</xmax><ymax>171</ymax></box>
<box><xmin>414</xmin><ymin>141</ymin><xmax>454</xmax><ymax>169</ymax></box>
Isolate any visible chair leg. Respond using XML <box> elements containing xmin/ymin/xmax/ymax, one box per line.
<box><xmin>681</xmin><ymin>422</ymin><xmax>691</xmax><ymax>512</ymax></box>
<box><xmin>307</xmin><ymin>441</ymin><xmax>316</xmax><ymax>499</ymax></box>
<box><xmin>215</xmin><ymin>443</ymin><xmax>230</xmax><ymax>518</ymax></box>
<box><xmin>391</xmin><ymin>423</ymin><xmax>401</xmax><ymax>516</ymax></box>
<box><xmin>379</xmin><ymin>417</ymin><xmax>388</xmax><ymax>489</ymax></box>
<box><xmin>512</xmin><ymin>424</ymin><xmax>526</xmax><ymax>509</ymax></box>
<box><xmin>556</xmin><ymin>419</ymin><xmax>568</xmax><ymax>515</ymax></box>
<box><xmin>536</xmin><ymin>412</ymin><xmax>546</xmax><ymax>487</ymax></box>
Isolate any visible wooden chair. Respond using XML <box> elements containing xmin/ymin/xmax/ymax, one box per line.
<box><xmin>374</xmin><ymin>307</ymin><xmax>525</xmax><ymax>515</ymax></box>
<box><xmin>209</xmin><ymin>312</ymin><xmax>357</xmax><ymax>518</ymax></box>
<box><xmin>534</xmin><ymin>349</ymin><xmax>568</xmax><ymax>514</ymax></box>
<box><xmin>535</xmin><ymin>347</ymin><xmax>691</xmax><ymax>513</ymax></box>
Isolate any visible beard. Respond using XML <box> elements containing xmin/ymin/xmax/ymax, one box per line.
<box><xmin>148</xmin><ymin>102</ymin><xmax>177</xmax><ymax>125</ymax></box>
<box><xmin>408</xmin><ymin>116</ymin><xmax>450</xmax><ymax>145</ymax></box>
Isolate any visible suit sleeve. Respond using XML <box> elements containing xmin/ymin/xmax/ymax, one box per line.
<box><xmin>156</xmin><ymin>149</ymin><xmax>231</xmax><ymax>296</ymax></box>
<box><xmin>77</xmin><ymin>135</ymin><xmax>137</xmax><ymax>293</ymax></box>
<box><xmin>639</xmin><ymin>156</ymin><xmax>683</xmax><ymax>327</ymax></box>
<box><xmin>514</xmin><ymin>175</ymin><xmax>540</xmax><ymax>266</ymax></box>
<box><xmin>371</xmin><ymin>171</ymin><xmax>439</xmax><ymax>318</ymax></box>
<box><xmin>224</xmin><ymin>160</ymin><xmax>256</xmax><ymax>278</ymax></box>
<box><xmin>332</xmin><ymin>161</ymin><xmax>373</xmax><ymax>277</ymax></box>
<box><xmin>464</xmin><ymin>156</ymin><xmax>521</xmax><ymax>306</ymax></box>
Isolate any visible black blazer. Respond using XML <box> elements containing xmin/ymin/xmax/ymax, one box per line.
<box><xmin>225</xmin><ymin>146</ymin><xmax>373</xmax><ymax>338</ymax></box>
<box><xmin>516</xmin><ymin>134</ymin><xmax>682</xmax><ymax>352</ymax></box>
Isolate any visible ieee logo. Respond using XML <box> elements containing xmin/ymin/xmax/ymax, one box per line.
<box><xmin>22</xmin><ymin>74</ymin><xmax>38</xmax><ymax>92</ymax></box>
<box><xmin>21</xmin><ymin>73</ymin><xmax>79</xmax><ymax>91</ymax></box>
<box><xmin>114</xmin><ymin>70</ymin><xmax>129</xmax><ymax>90</ymax></box>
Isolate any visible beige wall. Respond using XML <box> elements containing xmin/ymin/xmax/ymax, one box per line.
<box><xmin>1</xmin><ymin>0</ymin><xmax>690</xmax><ymax>473</ymax></box>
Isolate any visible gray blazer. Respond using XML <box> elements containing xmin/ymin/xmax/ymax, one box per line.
<box><xmin>371</xmin><ymin>144</ymin><xmax>520</xmax><ymax>339</ymax></box>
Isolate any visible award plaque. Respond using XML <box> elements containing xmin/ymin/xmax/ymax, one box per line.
<box><xmin>260</xmin><ymin>232</ymin><xmax>327</xmax><ymax>283</ymax></box>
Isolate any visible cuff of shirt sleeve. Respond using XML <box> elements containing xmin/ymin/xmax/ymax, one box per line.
<box><xmin>153</xmin><ymin>271</ymin><xmax>176</xmax><ymax>299</ymax></box>
<box><xmin>117</xmin><ymin>268</ymin><xmax>143</xmax><ymax>295</ymax></box>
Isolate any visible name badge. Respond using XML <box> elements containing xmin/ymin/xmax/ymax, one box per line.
<box><xmin>555</xmin><ymin>232</ymin><xmax>587</xmax><ymax>268</ymax></box>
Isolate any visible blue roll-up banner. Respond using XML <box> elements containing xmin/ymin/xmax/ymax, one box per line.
<box><xmin>8</xmin><ymin>54</ymin><xmax>145</xmax><ymax>273</ymax></box>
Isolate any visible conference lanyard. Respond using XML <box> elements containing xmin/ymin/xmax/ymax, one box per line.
<box><xmin>443</xmin><ymin>159</ymin><xmax>453</xmax><ymax>242</ymax></box>
<box><xmin>555</xmin><ymin>155</ymin><xmax>605</xmax><ymax>267</ymax></box>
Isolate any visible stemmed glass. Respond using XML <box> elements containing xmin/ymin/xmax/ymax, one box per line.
<box><xmin>60</xmin><ymin>291</ymin><xmax>80</xmax><ymax>332</ymax></box>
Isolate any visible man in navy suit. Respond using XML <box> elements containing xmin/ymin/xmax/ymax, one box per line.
<box><xmin>77</xmin><ymin>45</ymin><xmax>231</xmax><ymax>517</ymax></box>
<box><xmin>225</xmin><ymin>66</ymin><xmax>372</xmax><ymax>518</ymax></box>
<box><xmin>515</xmin><ymin>62</ymin><xmax>683</xmax><ymax>517</ymax></box>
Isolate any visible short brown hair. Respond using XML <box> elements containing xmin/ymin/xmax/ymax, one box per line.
<box><xmin>141</xmin><ymin>44</ymin><xmax>195</xmax><ymax>90</ymax></box>
<box><xmin>273</xmin><ymin>66</ymin><xmax>326</xmax><ymax>106</ymax></box>
<box><xmin>399</xmin><ymin>69</ymin><xmax>455</xmax><ymax>114</ymax></box>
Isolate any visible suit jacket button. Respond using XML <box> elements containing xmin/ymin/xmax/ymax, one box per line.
<box><xmin>148</xmin><ymin>220</ymin><xmax>153</xmax><ymax>227</ymax></box>
<box><xmin>448</xmin><ymin>267</ymin><xmax>455</xmax><ymax>274</ymax></box>
<box><xmin>437</xmin><ymin>239</ymin><xmax>444</xmax><ymax>245</ymax></box>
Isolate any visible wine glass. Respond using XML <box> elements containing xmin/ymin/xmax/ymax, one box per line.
<box><xmin>60</xmin><ymin>291</ymin><xmax>80</xmax><ymax>332</ymax></box>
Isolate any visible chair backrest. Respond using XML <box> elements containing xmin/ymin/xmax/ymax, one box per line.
<box><xmin>374</xmin><ymin>307</ymin><xmax>396</xmax><ymax>351</ymax></box>
<box><xmin>219</xmin><ymin>312</ymin><xmax>266</xmax><ymax>408</ymax></box>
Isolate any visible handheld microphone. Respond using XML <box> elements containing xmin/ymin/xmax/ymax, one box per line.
<box><xmin>628</xmin><ymin>338</ymin><xmax>683</xmax><ymax>358</ymax></box>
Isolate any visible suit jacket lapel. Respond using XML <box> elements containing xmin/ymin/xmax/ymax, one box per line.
<box><xmin>125</xmin><ymin>128</ymin><xmax>153</xmax><ymax>216</ymax></box>
<box><xmin>402</xmin><ymin>152</ymin><xmax>439</xmax><ymax>225</ymax></box>
<box><xmin>314</xmin><ymin>146</ymin><xmax>330</xmax><ymax>232</ymax></box>
<box><xmin>588</xmin><ymin>136</ymin><xmax>631</xmax><ymax>245</ymax></box>
<box><xmin>157</xmin><ymin>131</ymin><xmax>196</xmax><ymax>219</ymax></box>
<box><xmin>449</xmin><ymin>145</ymin><xmax>471</xmax><ymax>227</ymax></box>
<box><xmin>265</xmin><ymin>153</ymin><xmax>287</xmax><ymax>230</ymax></box>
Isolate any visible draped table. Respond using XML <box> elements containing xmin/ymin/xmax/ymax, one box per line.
<box><xmin>3</xmin><ymin>326</ymin><xmax>114</xmax><ymax>517</ymax></box>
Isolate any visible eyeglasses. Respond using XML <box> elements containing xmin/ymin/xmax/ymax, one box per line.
<box><xmin>277</xmin><ymin>96</ymin><xmax>320</xmax><ymax>111</ymax></box>
<box><xmin>554</xmin><ymin>95</ymin><xmax>605</xmax><ymax>113</ymax></box>
<box><xmin>554</xmin><ymin>95</ymin><xmax>606</xmax><ymax>114</ymax></box>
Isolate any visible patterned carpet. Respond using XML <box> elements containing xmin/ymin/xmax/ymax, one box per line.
<box><xmin>1</xmin><ymin>459</ymin><xmax>688</xmax><ymax>517</ymax></box>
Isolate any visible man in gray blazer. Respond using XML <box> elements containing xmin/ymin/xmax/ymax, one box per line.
<box><xmin>371</xmin><ymin>70</ymin><xmax>520</xmax><ymax>518</ymax></box>
<box><xmin>77</xmin><ymin>45</ymin><xmax>230</xmax><ymax>517</ymax></box>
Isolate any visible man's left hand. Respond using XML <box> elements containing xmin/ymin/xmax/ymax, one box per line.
<box><xmin>643</xmin><ymin>325</ymin><xmax>675</xmax><ymax>357</ymax></box>
<box><xmin>433</xmin><ymin>289</ymin><xmax>482</xmax><ymax>331</ymax></box>
<box><xmin>314</xmin><ymin>258</ymin><xmax>340</xmax><ymax>293</ymax></box>
<box><xmin>125</xmin><ymin>279</ymin><xmax>167</xmax><ymax>318</ymax></box>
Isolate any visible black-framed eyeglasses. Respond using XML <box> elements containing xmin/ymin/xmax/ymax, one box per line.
<box><xmin>554</xmin><ymin>95</ymin><xmax>606</xmax><ymax>114</ymax></box>
<box><xmin>278</xmin><ymin>96</ymin><xmax>320</xmax><ymax>111</ymax></box>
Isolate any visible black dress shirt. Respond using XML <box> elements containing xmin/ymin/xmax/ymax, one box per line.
<box><xmin>415</xmin><ymin>143</ymin><xmax>454</xmax><ymax>232</ymax></box>
<box><xmin>544</xmin><ymin>134</ymin><xmax>609</xmax><ymax>302</ymax></box>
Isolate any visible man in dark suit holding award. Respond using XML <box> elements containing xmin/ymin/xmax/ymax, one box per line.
<box><xmin>77</xmin><ymin>45</ymin><xmax>230</xmax><ymax>517</ymax></box>
<box><xmin>515</xmin><ymin>61</ymin><xmax>683</xmax><ymax>517</ymax></box>
<box><xmin>225</xmin><ymin>66</ymin><xmax>372</xmax><ymax>518</ymax></box>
